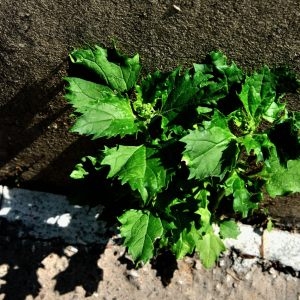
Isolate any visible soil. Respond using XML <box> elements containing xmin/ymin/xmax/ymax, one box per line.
<box><xmin>0</xmin><ymin>1</ymin><xmax>300</xmax><ymax>299</ymax></box>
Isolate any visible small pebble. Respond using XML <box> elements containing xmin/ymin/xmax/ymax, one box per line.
<box><xmin>126</xmin><ymin>269</ymin><xmax>139</xmax><ymax>278</ymax></box>
<box><xmin>64</xmin><ymin>245</ymin><xmax>78</xmax><ymax>257</ymax></box>
<box><xmin>173</xmin><ymin>5</ymin><xmax>181</xmax><ymax>11</ymax></box>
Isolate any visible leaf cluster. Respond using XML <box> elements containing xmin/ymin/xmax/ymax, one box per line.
<box><xmin>65</xmin><ymin>45</ymin><xmax>300</xmax><ymax>268</ymax></box>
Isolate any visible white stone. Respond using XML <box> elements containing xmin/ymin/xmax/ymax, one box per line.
<box><xmin>262</xmin><ymin>229</ymin><xmax>300</xmax><ymax>271</ymax></box>
<box><xmin>224</xmin><ymin>223</ymin><xmax>262</xmax><ymax>257</ymax></box>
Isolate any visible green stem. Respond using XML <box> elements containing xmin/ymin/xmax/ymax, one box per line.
<box><xmin>213</xmin><ymin>188</ymin><xmax>226</xmax><ymax>214</ymax></box>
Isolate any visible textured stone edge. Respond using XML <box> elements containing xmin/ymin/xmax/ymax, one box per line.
<box><xmin>224</xmin><ymin>223</ymin><xmax>300</xmax><ymax>271</ymax></box>
<box><xmin>0</xmin><ymin>185</ymin><xmax>300</xmax><ymax>271</ymax></box>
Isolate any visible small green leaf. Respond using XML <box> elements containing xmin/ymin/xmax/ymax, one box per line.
<box><xmin>172</xmin><ymin>223</ymin><xmax>200</xmax><ymax>259</ymax></box>
<box><xmin>263</xmin><ymin>101</ymin><xmax>286</xmax><ymax>123</ymax></box>
<box><xmin>209</xmin><ymin>51</ymin><xmax>244</xmax><ymax>85</ymax></box>
<box><xmin>225</xmin><ymin>173</ymin><xmax>258</xmax><ymax>218</ymax></box>
<box><xmin>118</xmin><ymin>209</ymin><xmax>163</xmax><ymax>264</ymax></box>
<box><xmin>194</xmin><ymin>51</ymin><xmax>243</xmax><ymax>104</ymax></box>
<box><xmin>70</xmin><ymin>163</ymin><xmax>89</xmax><ymax>179</ymax></box>
<box><xmin>238</xmin><ymin>66</ymin><xmax>278</xmax><ymax>127</ymax></box>
<box><xmin>220</xmin><ymin>220</ymin><xmax>240</xmax><ymax>239</ymax></box>
<box><xmin>70</xmin><ymin>45</ymin><xmax>141</xmax><ymax>92</ymax></box>
<box><xmin>267</xmin><ymin>218</ymin><xmax>273</xmax><ymax>232</ymax></box>
<box><xmin>197</xmin><ymin>207</ymin><xmax>212</xmax><ymax>234</ymax></box>
<box><xmin>70</xmin><ymin>156</ymin><xmax>96</xmax><ymax>179</ymax></box>
<box><xmin>195</xmin><ymin>232</ymin><xmax>226</xmax><ymax>268</ymax></box>
<box><xmin>239</xmin><ymin>134</ymin><xmax>273</xmax><ymax>161</ymax></box>
<box><xmin>181</xmin><ymin>126</ymin><xmax>234</xmax><ymax>180</ymax></box>
<box><xmin>197</xmin><ymin>106</ymin><xmax>213</xmax><ymax>114</ymax></box>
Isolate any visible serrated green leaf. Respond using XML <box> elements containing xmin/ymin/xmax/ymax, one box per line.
<box><xmin>65</xmin><ymin>77</ymin><xmax>115</xmax><ymax>114</ymax></box>
<box><xmin>238</xmin><ymin>66</ymin><xmax>278</xmax><ymax>128</ymax></box>
<box><xmin>225</xmin><ymin>172</ymin><xmax>258</xmax><ymax>218</ymax></box>
<box><xmin>181</xmin><ymin>126</ymin><xmax>234</xmax><ymax>180</ymax></box>
<box><xmin>70</xmin><ymin>45</ymin><xmax>141</xmax><ymax>92</ymax></box>
<box><xmin>239</xmin><ymin>134</ymin><xmax>273</xmax><ymax>161</ymax></box>
<box><xmin>101</xmin><ymin>145</ymin><xmax>166</xmax><ymax>203</ymax></box>
<box><xmin>161</xmin><ymin>68</ymin><xmax>211</xmax><ymax>122</ymax></box>
<box><xmin>233</xmin><ymin>183</ymin><xmax>258</xmax><ymax>218</ymax></box>
<box><xmin>194</xmin><ymin>51</ymin><xmax>243</xmax><ymax>104</ymax></box>
<box><xmin>265</xmin><ymin>151</ymin><xmax>300</xmax><ymax>197</ymax></box>
<box><xmin>195</xmin><ymin>232</ymin><xmax>225</xmax><ymax>268</ymax></box>
<box><xmin>263</xmin><ymin>101</ymin><xmax>286</xmax><ymax>123</ymax></box>
<box><xmin>209</xmin><ymin>51</ymin><xmax>244</xmax><ymax>85</ymax></box>
<box><xmin>139</xmin><ymin>67</ymin><xmax>212</xmax><ymax>125</ymax></box>
<box><xmin>172</xmin><ymin>222</ymin><xmax>200</xmax><ymax>259</ymax></box>
<box><xmin>203</xmin><ymin>110</ymin><xmax>230</xmax><ymax>130</ymax></box>
<box><xmin>66</xmin><ymin>78</ymin><xmax>138</xmax><ymax>139</ymax></box>
<box><xmin>220</xmin><ymin>220</ymin><xmax>240</xmax><ymax>239</ymax></box>
<box><xmin>140</xmin><ymin>70</ymin><xmax>172</xmax><ymax>105</ymax></box>
<box><xmin>118</xmin><ymin>209</ymin><xmax>163</xmax><ymax>264</ymax></box>
<box><xmin>197</xmin><ymin>207</ymin><xmax>212</xmax><ymax>234</ymax></box>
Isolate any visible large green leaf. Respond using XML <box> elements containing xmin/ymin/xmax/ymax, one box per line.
<box><xmin>160</xmin><ymin>68</ymin><xmax>211</xmax><ymax>122</ymax></box>
<box><xmin>195</xmin><ymin>232</ymin><xmax>225</xmax><ymax>268</ymax></box>
<box><xmin>65</xmin><ymin>77</ymin><xmax>137</xmax><ymax>139</ymax></box>
<box><xmin>118</xmin><ymin>209</ymin><xmax>164</xmax><ymax>264</ymax></box>
<box><xmin>72</xmin><ymin>99</ymin><xmax>137</xmax><ymax>139</ymax></box>
<box><xmin>265</xmin><ymin>151</ymin><xmax>300</xmax><ymax>197</ymax></box>
<box><xmin>139</xmin><ymin>67</ymin><xmax>212</xmax><ymax>125</ymax></box>
<box><xmin>181</xmin><ymin>126</ymin><xmax>234</xmax><ymax>180</ymax></box>
<box><xmin>65</xmin><ymin>77</ymin><xmax>114</xmax><ymax>114</ymax></box>
<box><xmin>101</xmin><ymin>145</ymin><xmax>166</xmax><ymax>203</ymax></box>
<box><xmin>70</xmin><ymin>45</ymin><xmax>141</xmax><ymax>92</ymax></box>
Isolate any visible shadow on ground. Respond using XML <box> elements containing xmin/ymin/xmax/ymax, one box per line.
<box><xmin>0</xmin><ymin>219</ymin><xmax>106</xmax><ymax>300</ymax></box>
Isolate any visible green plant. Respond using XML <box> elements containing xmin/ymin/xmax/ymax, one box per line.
<box><xmin>65</xmin><ymin>45</ymin><xmax>300</xmax><ymax>268</ymax></box>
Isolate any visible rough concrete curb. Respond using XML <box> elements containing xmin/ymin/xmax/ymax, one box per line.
<box><xmin>0</xmin><ymin>185</ymin><xmax>299</xmax><ymax>271</ymax></box>
<box><xmin>0</xmin><ymin>185</ymin><xmax>107</xmax><ymax>245</ymax></box>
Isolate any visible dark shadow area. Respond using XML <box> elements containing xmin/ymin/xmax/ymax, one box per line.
<box><xmin>26</xmin><ymin>136</ymin><xmax>140</xmax><ymax>218</ymax></box>
<box><xmin>118</xmin><ymin>252</ymin><xmax>136</xmax><ymax>270</ymax></box>
<box><xmin>21</xmin><ymin>136</ymin><xmax>104</xmax><ymax>196</ymax></box>
<box><xmin>151</xmin><ymin>250</ymin><xmax>178</xmax><ymax>287</ymax></box>
<box><xmin>0</xmin><ymin>218</ymin><xmax>107</xmax><ymax>300</ymax></box>
<box><xmin>0</xmin><ymin>60</ymin><xmax>67</xmax><ymax>168</ymax></box>
<box><xmin>54</xmin><ymin>245</ymin><xmax>104</xmax><ymax>297</ymax></box>
<box><xmin>117</xmin><ymin>248</ymin><xmax>178</xmax><ymax>287</ymax></box>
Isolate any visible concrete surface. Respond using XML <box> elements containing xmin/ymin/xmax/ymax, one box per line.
<box><xmin>0</xmin><ymin>185</ymin><xmax>106</xmax><ymax>244</ymax></box>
